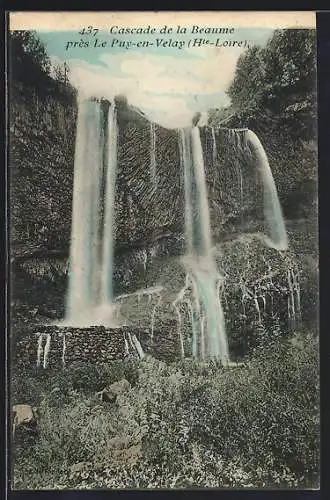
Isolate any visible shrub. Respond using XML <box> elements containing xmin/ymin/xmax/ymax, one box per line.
<box><xmin>12</xmin><ymin>334</ymin><xmax>319</xmax><ymax>489</ymax></box>
<box><xmin>63</xmin><ymin>357</ymin><xmax>140</xmax><ymax>394</ymax></box>
<box><xmin>64</xmin><ymin>361</ymin><xmax>106</xmax><ymax>393</ymax></box>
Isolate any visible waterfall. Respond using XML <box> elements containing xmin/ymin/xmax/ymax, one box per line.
<box><xmin>43</xmin><ymin>334</ymin><xmax>51</xmax><ymax>369</ymax></box>
<box><xmin>190</xmin><ymin>126</ymin><xmax>213</xmax><ymax>256</ymax></box>
<box><xmin>66</xmin><ymin>99</ymin><xmax>102</xmax><ymax>317</ymax></box>
<box><xmin>62</xmin><ymin>333</ymin><xmax>66</xmax><ymax>367</ymax></box>
<box><xmin>180</xmin><ymin>127</ymin><xmax>213</xmax><ymax>255</ymax></box>
<box><xmin>245</xmin><ymin>130</ymin><xmax>288</xmax><ymax>251</ymax></box>
<box><xmin>100</xmin><ymin>103</ymin><xmax>118</xmax><ymax>303</ymax></box>
<box><xmin>65</xmin><ymin>97</ymin><xmax>119</xmax><ymax>326</ymax></box>
<box><xmin>36</xmin><ymin>333</ymin><xmax>43</xmax><ymax>367</ymax></box>
<box><xmin>176</xmin><ymin>126</ymin><xmax>229</xmax><ymax>363</ymax></box>
<box><xmin>180</xmin><ymin>129</ymin><xmax>194</xmax><ymax>255</ymax></box>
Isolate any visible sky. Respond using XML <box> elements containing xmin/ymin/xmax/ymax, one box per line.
<box><xmin>37</xmin><ymin>27</ymin><xmax>274</xmax><ymax>128</ymax></box>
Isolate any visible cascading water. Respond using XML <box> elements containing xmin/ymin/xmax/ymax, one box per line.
<box><xmin>100</xmin><ymin>101</ymin><xmax>118</xmax><ymax>304</ymax></box>
<box><xmin>221</xmin><ymin>128</ymin><xmax>292</xmax><ymax>329</ymax></box>
<box><xmin>245</xmin><ymin>130</ymin><xmax>288</xmax><ymax>251</ymax></box>
<box><xmin>66</xmin><ymin>98</ymin><xmax>102</xmax><ymax>318</ymax></box>
<box><xmin>173</xmin><ymin>124</ymin><xmax>291</xmax><ymax>361</ymax></box>
<box><xmin>175</xmin><ymin>126</ymin><xmax>229</xmax><ymax>363</ymax></box>
<box><xmin>62</xmin><ymin>97</ymin><xmax>291</xmax><ymax>363</ymax></box>
<box><xmin>63</xmin><ymin>95</ymin><xmax>145</xmax><ymax>358</ymax></box>
<box><xmin>65</xmin><ymin>97</ymin><xmax>119</xmax><ymax>326</ymax></box>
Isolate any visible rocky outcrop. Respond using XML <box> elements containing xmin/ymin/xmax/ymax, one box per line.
<box><xmin>96</xmin><ymin>378</ymin><xmax>131</xmax><ymax>403</ymax></box>
<box><xmin>11</xmin><ymin>224</ymin><xmax>318</xmax><ymax>366</ymax></box>
<box><xmin>12</xmin><ymin>404</ymin><xmax>38</xmax><ymax>438</ymax></box>
<box><xmin>10</xmin><ymin>79</ymin><xmax>77</xmax><ymax>249</ymax></box>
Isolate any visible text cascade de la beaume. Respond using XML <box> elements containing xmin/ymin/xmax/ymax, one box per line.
<box><xmin>65</xmin><ymin>25</ymin><xmax>251</xmax><ymax>51</ymax></box>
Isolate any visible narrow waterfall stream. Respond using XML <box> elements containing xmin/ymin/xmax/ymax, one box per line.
<box><xmin>175</xmin><ymin>126</ymin><xmax>229</xmax><ymax>363</ymax></box>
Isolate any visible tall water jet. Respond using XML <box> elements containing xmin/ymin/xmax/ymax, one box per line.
<box><xmin>65</xmin><ymin>97</ymin><xmax>119</xmax><ymax>326</ymax></box>
<box><xmin>176</xmin><ymin>126</ymin><xmax>229</xmax><ymax>363</ymax></box>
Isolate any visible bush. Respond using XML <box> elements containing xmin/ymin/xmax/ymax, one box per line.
<box><xmin>122</xmin><ymin>335</ymin><xmax>319</xmax><ymax>488</ymax></box>
<box><xmin>64</xmin><ymin>361</ymin><xmax>106</xmax><ymax>393</ymax></box>
<box><xmin>12</xmin><ymin>334</ymin><xmax>319</xmax><ymax>489</ymax></box>
<box><xmin>64</xmin><ymin>358</ymin><xmax>139</xmax><ymax>393</ymax></box>
<box><xmin>95</xmin><ymin>357</ymin><xmax>140</xmax><ymax>388</ymax></box>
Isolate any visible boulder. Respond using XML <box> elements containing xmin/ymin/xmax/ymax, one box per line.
<box><xmin>96</xmin><ymin>378</ymin><xmax>131</xmax><ymax>403</ymax></box>
<box><xmin>107</xmin><ymin>378</ymin><xmax>131</xmax><ymax>396</ymax></box>
<box><xmin>12</xmin><ymin>404</ymin><xmax>38</xmax><ymax>438</ymax></box>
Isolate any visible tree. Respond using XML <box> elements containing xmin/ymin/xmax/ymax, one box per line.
<box><xmin>10</xmin><ymin>30</ymin><xmax>51</xmax><ymax>75</ymax></box>
<box><xmin>262</xmin><ymin>29</ymin><xmax>316</xmax><ymax>114</ymax></box>
<box><xmin>227</xmin><ymin>45</ymin><xmax>266</xmax><ymax>113</ymax></box>
<box><xmin>52</xmin><ymin>62</ymin><xmax>70</xmax><ymax>85</ymax></box>
<box><xmin>226</xmin><ymin>29</ymin><xmax>316</xmax><ymax>138</ymax></box>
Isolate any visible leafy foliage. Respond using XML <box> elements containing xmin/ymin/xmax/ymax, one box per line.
<box><xmin>10</xmin><ymin>30</ymin><xmax>51</xmax><ymax>77</ymax></box>
<box><xmin>12</xmin><ymin>335</ymin><xmax>319</xmax><ymax>489</ymax></box>
<box><xmin>228</xmin><ymin>45</ymin><xmax>266</xmax><ymax>113</ymax></box>
<box><xmin>227</xmin><ymin>29</ymin><xmax>317</xmax><ymax>137</ymax></box>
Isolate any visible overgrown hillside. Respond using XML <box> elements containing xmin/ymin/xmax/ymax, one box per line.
<box><xmin>12</xmin><ymin>335</ymin><xmax>319</xmax><ymax>489</ymax></box>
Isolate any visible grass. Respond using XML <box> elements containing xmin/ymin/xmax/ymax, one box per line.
<box><xmin>11</xmin><ymin>331</ymin><xmax>319</xmax><ymax>490</ymax></box>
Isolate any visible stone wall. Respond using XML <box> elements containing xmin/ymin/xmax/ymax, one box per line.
<box><xmin>12</xmin><ymin>322</ymin><xmax>181</xmax><ymax>372</ymax></box>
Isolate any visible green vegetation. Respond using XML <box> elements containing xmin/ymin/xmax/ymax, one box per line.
<box><xmin>210</xmin><ymin>29</ymin><xmax>316</xmax><ymax>139</ymax></box>
<box><xmin>10</xmin><ymin>30</ymin><xmax>71</xmax><ymax>87</ymax></box>
<box><xmin>12</xmin><ymin>333</ymin><xmax>319</xmax><ymax>490</ymax></box>
<box><xmin>209</xmin><ymin>29</ymin><xmax>317</xmax><ymax>221</ymax></box>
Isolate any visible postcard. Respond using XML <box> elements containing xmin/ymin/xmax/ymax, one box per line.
<box><xmin>7</xmin><ymin>11</ymin><xmax>319</xmax><ymax>490</ymax></box>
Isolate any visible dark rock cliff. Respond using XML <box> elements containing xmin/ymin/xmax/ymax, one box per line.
<box><xmin>10</xmin><ymin>77</ymin><xmax>77</xmax><ymax>250</ymax></box>
<box><xmin>10</xmin><ymin>70</ymin><xmax>317</xmax><ymax>349</ymax></box>
<box><xmin>10</xmin><ymin>82</ymin><xmax>263</xmax><ymax>262</ymax></box>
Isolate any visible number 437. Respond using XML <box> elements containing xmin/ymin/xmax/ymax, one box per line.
<box><xmin>78</xmin><ymin>26</ymin><xmax>99</xmax><ymax>36</ymax></box>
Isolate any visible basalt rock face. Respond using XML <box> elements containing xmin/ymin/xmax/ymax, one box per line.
<box><xmin>10</xmin><ymin>78</ymin><xmax>77</xmax><ymax>251</ymax></box>
<box><xmin>10</xmin><ymin>91</ymin><xmax>187</xmax><ymax>306</ymax></box>
<box><xmin>11</xmin><ymin>88</ymin><xmax>257</xmax><ymax>267</ymax></box>
<box><xmin>10</xmin><ymin>90</ymin><xmax>184</xmax><ymax>259</ymax></box>
<box><xmin>113</xmin><ymin>233</ymin><xmax>316</xmax><ymax>360</ymax></box>
<box><xmin>114</xmin><ymin>97</ymin><xmax>184</xmax><ymax>247</ymax></box>
<box><xmin>199</xmin><ymin>126</ymin><xmax>262</xmax><ymax>236</ymax></box>
<box><xmin>11</xmin><ymin>80</ymin><xmax>316</xmax><ymax>350</ymax></box>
